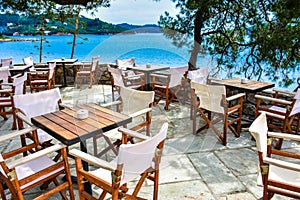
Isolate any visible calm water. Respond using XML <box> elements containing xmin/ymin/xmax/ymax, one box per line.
<box><xmin>0</xmin><ymin>33</ymin><xmax>298</xmax><ymax>90</ymax></box>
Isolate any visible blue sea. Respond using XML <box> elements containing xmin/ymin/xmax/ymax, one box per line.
<box><xmin>0</xmin><ymin>33</ymin><xmax>298</xmax><ymax>90</ymax></box>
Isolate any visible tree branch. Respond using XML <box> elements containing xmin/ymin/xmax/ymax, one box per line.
<box><xmin>50</xmin><ymin>0</ymin><xmax>89</xmax><ymax>6</ymax></box>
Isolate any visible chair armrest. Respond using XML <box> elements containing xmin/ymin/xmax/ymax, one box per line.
<box><xmin>69</xmin><ymin>149</ymin><xmax>115</xmax><ymax>172</ymax></box>
<box><xmin>11</xmin><ymin>73</ymin><xmax>22</xmax><ymax>79</ymax></box>
<box><xmin>255</xmin><ymin>94</ymin><xmax>291</xmax><ymax>105</ymax></box>
<box><xmin>124</xmin><ymin>74</ymin><xmax>141</xmax><ymax>80</ymax></box>
<box><xmin>150</xmin><ymin>74</ymin><xmax>168</xmax><ymax>79</ymax></box>
<box><xmin>273</xmin><ymin>88</ymin><xmax>296</xmax><ymax>97</ymax></box>
<box><xmin>16</xmin><ymin>112</ymin><xmax>33</xmax><ymax>126</ymax></box>
<box><xmin>59</xmin><ymin>103</ymin><xmax>72</xmax><ymax>109</ymax></box>
<box><xmin>118</xmin><ymin>127</ymin><xmax>150</xmax><ymax>140</ymax></box>
<box><xmin>0</xmin><ymin>83</ymin><xmax>13</xmax><ymax>88</ymax></box>
<box><xmin>226</xmin><ymin>93</ymin><xmax>245</xmax><ymax>101</ymax></box>
<box><xmin>268</xmin><ymin>131</ymin><xmax>300</xmax><ymax>142</ymax></box>
<box><xmin>263</xmin><ymin>157</ymin><xmax>300</xmax><ymax>172</ymax></box>
<box><xmin>101</xmin><ymin>100</ymin><xmax>122</xmax><ymax>108</ymax></box>
<box><xmin>129</xmin><ymin>108</ymin><xmax>152</xmax><ymax>118</ymax></box>
<box><xmin>0</xmin><ymin>127</ymin><xmax>38</xmax><ymax>142</ymax></box>
<box><xmin>7</xmin><ymin>144</ymin><xmax>66</xmax><ymax>169</ymax></box>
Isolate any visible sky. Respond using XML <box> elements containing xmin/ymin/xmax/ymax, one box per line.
<box><xmin>81</xmin><ymin>0</ymin><xmax>178</xmax><ymax>25</ymax></box>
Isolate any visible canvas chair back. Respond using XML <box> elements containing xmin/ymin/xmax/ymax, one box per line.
<box><xmin>0</xmin><ymin>69</ymin><xmax>11</xmax><ymax>82</ymax></box>
<box><xmin>116</xmin><ymin>58</ymin><xmax>135</xmax><ymax>70</ymax></box>
<box><xmin>23</xmin><ymin>56</ymin><xmax>34</xmax><ymax>66</ymax></box>
<box><xmin>13</xmin><ymin>87</ymin><xmax>61</xmax><ymax>119</ymax></box>
<box><xmin>169</xmin><ymin>66</ymin><xmax>188</xmax><ymax>88</ymax></box>
<box><xmin>23</xmin><ymin>56</ymin><xmax>36</xmax><ymax>71</ymax></box>
<box><xmin>188</xmin><ymin>68</ymin><xmax>208</xmax><ymax>84</ymax></box>
<box><xmin>290</xmin><ymin>89</ymin><xmax>300</xmax><ymax>116</ymax></box>
<box><xmin>91</xmin><ymin>56</ymin><xmax>100</xmax><ymax>72</ymax></box>
<box><xmin>191</xmin><ymin>81</ymin><xmax>226</xmax><ymax>114</ymax></box>
<box><xmin>249</xmin><ymin>112</ymin><xmax>268</xmax><ymax>156</ymax></box>
<box><xmin>108</xmin><ymin>66</ymin><xmax>125</xmax><ymax>87</ymax></box>
<box><xmin>13</xmin><ymin>72</ymin><xmax>27</xmax><ymax>95</ymax></box>
<box><xmin>48</xmin><ymin>62</ymin><xmax>56</xmax><ymax>80</ymax></box>
<box><xmin>120</xmin><ymin>86</ymin><xmax>154</xmax><ymax>115</ymax></box>
<box><xmin>1</xmin><ymin>57</ymin><xmax>12</xmax><ymax>67</ymax></box>
<box><xmin>117</xmin><ymin>122</ymin><xmax>168</xmax><ymax>185</ymax></box>
<box><xmin>13</xmin><ymin>88</ymin><xmax>61</xmax><ymax>143</ymax></box>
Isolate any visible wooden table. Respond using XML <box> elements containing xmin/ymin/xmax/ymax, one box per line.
<box><xmin>128</xmin><ymin>65</ymin><xmax>170</xmax><ymax>90</ymax></box>
<box><xmin>48</xmin><ymin>58</ymin><xmax>78</xmax><ymax>87</ymax></box>
<box><xmin>0</xmin><ymin>64</ymin><xmax>32</xmax><ymax>76</ymax></box>
<box><xmin>31</xmin><ymin>103</ymin><xmax>132</xmax><ymax>193</ymax></box>
<box><xmin>213</xmin><ymin>77</ymin><xmax>275</xmax><ymax>124</ymax></box>
<box><xmin>129</xmin><ymin>65</ymin><xmax>170</xmax><ymax>83</ymax></box>
<box><xmin>213</xmin><ymin>77</ymin><xmax>275</xmax><ymax>93</ymax></box>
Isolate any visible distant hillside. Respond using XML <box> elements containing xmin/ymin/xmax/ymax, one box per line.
<box><xmin>0</xmin><ymin>14</ymin><xmax>128</xmax><ymax>36</ymax></box>
<box><xmin>116</xmin><ymin>23</ymin><xmax>161</xmax><ymax>33</ymax></box>
<box><xmin>0</xmin><ymin>14</ymin><xmax>162</xmax><ymax>36</ymax></box>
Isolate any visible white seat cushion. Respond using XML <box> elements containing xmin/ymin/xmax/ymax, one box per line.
<box><xmin>16</xmin><ymin>156</ymin><xmax>63</xmax><ymax>190</ymax></box>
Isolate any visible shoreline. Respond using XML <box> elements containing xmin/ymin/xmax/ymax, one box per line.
<box><xmin>0</xmin><ymin>38</ymin><xmax>37</xmax><ymax>42</ymax></box>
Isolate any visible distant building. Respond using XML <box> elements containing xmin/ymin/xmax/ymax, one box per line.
<box><xmin>6</xmin><ymin>23</ymin><xmax>13</xmax><ymax>27</ymax></box>
<box><xmin>44</xmin><ymin>30</ymin><xmax>51</xmax><ymax>35</ymax></box>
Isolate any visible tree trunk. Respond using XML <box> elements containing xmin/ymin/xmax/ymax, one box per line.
<box><xmin>39</xmin><ymin>31</ymin><xmax>43</xmax><ymax>63</ymax></box>
<box><xmin>188</xmin><ymin>9</ymin><xmax>203</xmax><ymax>70</ymax></box>
<box><xmin>71</xmin><ymin>6</ymin><xmax>80</xmax><ymax>59</ymax></box>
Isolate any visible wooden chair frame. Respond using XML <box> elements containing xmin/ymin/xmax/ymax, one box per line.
<box><xmin>255</xmin><ymin>89</ymin><xmax>300</xmax><ymax>149</ymax></box>
<box><xmin>250</xmin><ymin>112</ymin><xmax>300</xmax><ymax>200</ymax></box>
<box><xmin>108</xmin><ymin>66</ymin><xmax>144</xmax><ymax>101</ymax></box>
<box><xmin>151</xmin><ymin>66</ymin><xmax>188</xmax><ymax>110</ymax></box>
<box><xmin>191</xmin><ymin>81</ymin><xmax>245</xmax><ymax>145</ymax></box>
<box><xmin>28</xmin><ymin>62</ymin><xmax>56</xmax><ymax>93</ymax></box>
<box><xmin>0</xmin><ymin>127</ymin><xmax>74</xmax><ymax>200</ymax></box>
<box><xmin>0</xmin><ymin>73</ymin><xmax>27</xmax><ymax>130</ymax></box>
<box><xmin>93</xmin><ymin>86</ymin><xmax>154</xmax><ymax>158</ymax></box>
<box><xmin>70</xmin><ymin>123</ymin><xmax>168</xmax><ymax>200</ymax></box>
<box><xmin>75</xmin><ymin>56</ymin><xmax>100</xmax><ymax>88</ymax></box>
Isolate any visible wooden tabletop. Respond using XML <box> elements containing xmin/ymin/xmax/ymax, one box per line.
<box><xmin>214</xmin><ymin>77</ymin><xmax>275</xmax><ymax>93</ymax></box>
<box><xmin>0</xmin><ymin>65</ymin><xmax>32</xmax><ymax>72</ymax></box>
<box><xmin>32</xmin><ymin>103</ymin><xmax>132</xmax><ymax>146</ymax></box>
<box><xmin>48</xmin><ymin>58</ymin><xmax>78</xmax><ymax>64</ymax></box>
<box><xmin>128</xmin><ymin>65</ymin><xmax>170</xmax><ymax>73</ymax></box>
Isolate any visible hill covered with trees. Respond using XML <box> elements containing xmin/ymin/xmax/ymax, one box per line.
<box><xmin>0</xmin><ymin>14</ymin><xmax>134</xmax><ymax>36</ymax></box>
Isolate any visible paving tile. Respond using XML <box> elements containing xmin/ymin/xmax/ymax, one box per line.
<box><xmin>138</xmin><ymin>180</ymin><xmax>216</xmax><ymax>200</ymax></box>
<box><xmin>215</xmin><ymin>148</ymin><xmax>258</xmax><ymax>176</ymax></box>
<box><xmin>159</xmin><ymin>154</ymin><xmax>201</xmax><ymax>184</ymax></box>
<box><xmin>217</xmin><ymin>192</ymin><xmax>257</xmax><ymax>200</ymax></box>
<box><xmin>188</xmin><ymin>152</ymin><xmax>245</xmax><ymax>196</ymax></box>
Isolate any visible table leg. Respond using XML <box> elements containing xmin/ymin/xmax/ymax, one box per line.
<box><xmin>80</xmin><ymin>141</ymin><xmax>92</xmax><ymax>194</ymax></box>
<box><xmin>62</xmin><ymin>63</ymin><xmax>67</xmax><ymax>87</ymax></box>
<box><xmin>144</xmin><ymin>73</ymin><xmax>151</xmax><ymax>91</ymax></box>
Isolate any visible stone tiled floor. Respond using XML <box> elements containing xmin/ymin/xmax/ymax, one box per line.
<box><xmin>1</xmin><ymin>85</ymin><xmax>299</xmax><ymax>199</ymax></box>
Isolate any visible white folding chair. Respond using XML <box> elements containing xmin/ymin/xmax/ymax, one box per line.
<box><xmin>255</xmin><ymin>89</ymin><xmax>300</xmax><ymax>149</ymax></box>
<box><xmin>191</xmin><ymin>81</ymin><xmax>245</xmax><ymax>145</ymax></box>
<box><xmin>249</xmin><ymin>112</ymin><xmax>300</xmax><ymax>199</ymax></box>
<box><xmin>108</xmin><ymin>66</ymin><xmax>144</xmax><ymax>101</ymax></box>
<box><xmin>188</xmin><ymin>68</ymin><xmax>209</xmax><ymax>119</ymax></box>
<box><xmin>0</xmin><ymin>127</ymin><xmax>74</xmax><ymax>200</ymax></box>
<box><xmin>93</xmin><ymin>86</ymin><xmax>155</xmax><ymax>158</ymax></box>
<box><xmin>1</xmin><ymin>57</ymin><xmax>12</xmax><ymax>67</ymax></box>
<box><xmin>13</xmin><ymin>88</ymin><xmax>62</xmax><ymax>147</ymax></box>
<box><xmin>70</xmin><ymin>122</ymin><xmax>168</xmax><ymax>200</ymax></box>
<box><xmin>75</xmin><ymin>56</ymin><xmax>100</xmax><ymax>88</ymax></box>
<box><xmin>0</xmin><ymin>72</ymin><xmax>27</xmax><ymax>129</ymax></box>
<box><xmin>151</xmin><ymin>66</ymin><xmax>188</xmax><ymax>110</ymax></box>
<box><xmin>28</xmin><ymin>62</ymin><xmax>56</xmax><ymax>92</ymax></box>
